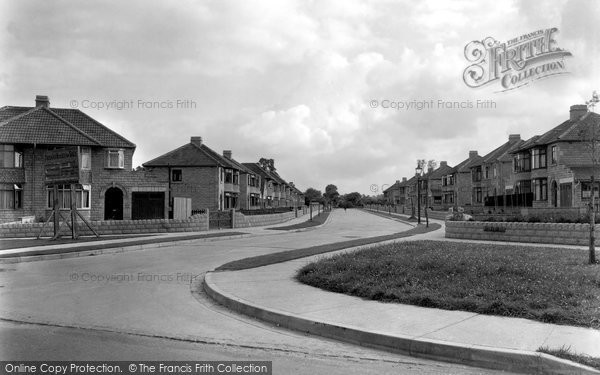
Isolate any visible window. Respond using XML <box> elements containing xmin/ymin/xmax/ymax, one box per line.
<box><xmin>0</xmin><ymin>184</ymin><xmax>22</xmax><ymax>209</ymax></box>
<box><xmin>472</xmin><ymin>167</ymin><xmax>482</xmax><ymax>182</ymax></box>
<box><xmin>532</xmin><ymin>178</ymin><xmax>548</xmax><ymax>201</ymax></box>
<box><xmin>581</xmin><ymin>181</ymin><xmax>599</xmax><ymax>199</ymax></box>
<box><xmin>531</xmin><ymin>148</ymin><xmax>547</xmax><ymax>169</ymax></box>
<box><xmin>171</xmin><ymin>169</ymin><xmax>182</xmax><ymax>182</ymax></box>
<box><xmin>224</xmin><ymin>169</ymin><xmax>233</xmax><ymax>183</ymax></box>
<box><xmin>474</xmin><ymin>187</ymin><xmax>483</xmax><ymax>203</ymax></box>
<box><xmin>233</xmin><ymin>171</ymin><xmax>239</xmax><ymax>185</ymax></box>
<box><xmin>551</xmin><ymin>145</ymin><xmax>557</xmax><ymax>164</ymax></box>
<box><xmin>513</xmin><ymin>153</ymin><xmax>531</xmax><ymax>172</ymax></box>
<box><xmin>80</xmin><ymin>147</ymin><xmax>91</xmax><ymax>170</ymax></box>
<box><xmin>493</xmin><ymin>164</ymin><xmax>497</xmax><ymax>178</ymax></box>
<box><xmin>47</xmin><ymin>184</ymin><xmax>91</xmax><ymax>209</ymax></box>
<box><xmin>485</xmin><ymin>166</ymin><xmax>489</xmax><ymax>179</ymax></box>
<box><xmin>0</xmin><ymin>145</ymin><xmax>23</xmax><ymax>168</ymax></box>
<box><xmin>106</xmin><ymin>149</ymin><xmax>124</xmax><ymax>169</ymax></box>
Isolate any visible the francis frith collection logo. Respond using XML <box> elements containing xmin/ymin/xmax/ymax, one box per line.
<box><xmin>463</xmin><ymin>27</ymin><xmax>572</xmax><ymax>92</ymax></box>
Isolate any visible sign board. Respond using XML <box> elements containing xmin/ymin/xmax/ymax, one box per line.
<box><xmin>44</xmin><ymin>147</ymin><xmax>80</xmax><ymax>185</ymax></box>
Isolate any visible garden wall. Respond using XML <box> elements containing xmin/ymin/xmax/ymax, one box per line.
<box><xmin>445</xmin><ymin>220</ymin><xmax>597</xmax><ymax>246</ymax></box>
<box><xmin>233</xmin><ymin>210</ymin><xmax>301</xmax><ymax>228</ymax></box>
<box><xmin>0</xmin><ymin>214</ymin><xmax>209</xmax><ymax>238</ymax></box>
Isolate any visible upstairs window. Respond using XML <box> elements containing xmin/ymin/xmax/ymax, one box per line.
<box><xmin>551</xmin><ymin>145</ymin><xmax>557</xmax><ymax>165</ymax></box>
<box><xmin>0</xmin><ymin>145</ymin><xmax>23</xmax><ymax>168</ymax></box>
<box><xmin>531</xmin><ymin>148</ymin><xmax>547</xmax><ymax>169</ymax></box>
<box><xmin>224</xmin><ymin>169</ymin><xmax>233</xmax><ymax>183</ymax></box>
<box><xmin>106</xmin><ymin>149</ymin><xmax>124</xmax><ymax>169</ymax></box>
<box><xmin>233</xmin><ymin>171</ymin><xmax>239</xmax><ymax>185</ymax></box>
<box><xmin>513</xmin><ymin>153</ymin><xmax>531</xmax><ymax>172</ymax></box>
<box><xmin>80</xmin><ymin>147</ymin><xmax>91</xmax><ymax>170</ymax></box>
<box><xmin>171</xmin><ymin>169</ymin><xmax>182</xmax><ymax>182</ymax></box>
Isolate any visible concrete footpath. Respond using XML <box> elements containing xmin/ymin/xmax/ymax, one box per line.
<box><xmin>204</xmin><ymin>220</ymin><xmax>600</xmax><ymax>375</ymax></box>
<box><xmin>0</xmin><ymin>211</ymin><xmax>327</xmax><ymax>263</ymax></box>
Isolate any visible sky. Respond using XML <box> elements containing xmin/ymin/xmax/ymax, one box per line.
<box><xmin>1</xmin><ymin>0</ymin><xmax>599</xmax><ymax>195</ymax></box>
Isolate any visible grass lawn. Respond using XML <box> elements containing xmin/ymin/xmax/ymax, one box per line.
<box><xmin>215</xmin><ymin>224</ymin><xmax>440</xmax><ymax>271</ymax></box>
<box><xmin>538</xmin><ymin>346</ymin><xmax>600</xmax><ymax>370</ymax></box>
<box><xmin>297</xmin><ymin>240</ymin><xmax>600</xmax><ymax>329</ymax></box>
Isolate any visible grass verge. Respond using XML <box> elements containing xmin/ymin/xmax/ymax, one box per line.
<box><xmin>296</xmin><ymin>240</ymin><xmax>600</xmax><ymax>329</ymax></box>
<box><xmin>268</xmin><ymin>211</ymin><xmax>330</xmax><ymax>230</ymax></box>
<box><xmin>538</xmin><ymin>346</ymin><xmax>600</xmax><ymax>370</ymax></box>
<box><xmin>215</xmin><ymin>223</ymin><xmax>440</xmax><ymax>271</ymax></box>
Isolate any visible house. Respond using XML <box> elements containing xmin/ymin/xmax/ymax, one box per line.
<box><xmin>143</xmin><ymin>137</ymin><xmax>252</xmax><ymax>212</ymax></box>
<box><xmin>469</xmin><ymin>134</ymin><xmax>523</xmax><ymax>209</ymax></box>
<box><xmin>509</xmin><ymin>104</ymin><xmax>600</xmax><ymax>209</ymax></box>
<box><xmin>425</xmin><ymin>161</ymin><xmax>454</xmax><ymax>210</ymax></box>
<box><xmin>440</xmin><ymin>151</ymin><xmax>483</xmax><ymax>209</ymax></box>
<box><xmin>0</xmin><ymin>95</ymin><xmax>168</xmax><ymax>224</ymax></box>
<box><xmin>383</xmin><ymin>178</ymin><xmax>408</xmax><ymax>205</ymax></box>
<box><xmin>243</xmin><ymin>159</ymin><xmax>301</xmax><ymax>208</ymax></box>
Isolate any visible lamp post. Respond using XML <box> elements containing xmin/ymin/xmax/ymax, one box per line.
<box><xmin>415</xmin><ymin>163</ymin><xmax>423</xmax><ymax>225</ymax></box>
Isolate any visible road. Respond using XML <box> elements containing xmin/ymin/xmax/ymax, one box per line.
<box><xmin>0</xmin><ymin>209</ymin><xmax>511</xmax><ymax>374</ymax></box>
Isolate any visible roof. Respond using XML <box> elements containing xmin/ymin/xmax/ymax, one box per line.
<box><xmin>427</xmin><ymin>163</ymin><xmax>454</xmax><ymax>179</ymax></box>
<box><xmin>483</xmin><ymin>138</ymin><xmax>524</xmax><ymax>163</ymax></box>
<box><xmin>242</xmin><ymin>162</ymin><xmax>287</xmax><ymax>185</ymax></box>
<box><xmin>570</xmin><ymin>166</ymin><xmax>600</xmax><ymax>180</ymax></box>
<box><xmin>144</xmin><ymin>141</ymin><xmax>247</xmax><ymax>171</ymax></box>
<box><xmin>0</xmin><ymin>105</ymin><xmax>135</xmax><ymax>148</ymax></box>
<box><xmin>513</xmin><ymin>111</ymin><xmax>600</xmax><ymax>152</ymax></box>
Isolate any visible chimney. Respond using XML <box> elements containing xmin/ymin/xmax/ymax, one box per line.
<box><xmin>190</xmin><ymin>136</ymin><xmax>203</xmax><ymax>147</ymax></box>
<box><xmin>402</xmin><ymin>177</ymin><xmax>407</xmax><ymax>182</ymax></box>
<box><xmin>469</xmin><ymin>150</ymin><xmax>478</xmax><ymax>158</ymax></box>
<box><xmin>223</xmin><ymin>150</ymin><xmax>232</xmax><ymax>159</ymax></box>
<box><xmin>508</xmin><ymin>134</ymin><xmax>521</xmax><ymax>142</ymax></box>
<box><xmin>35</xmin><ymin>95</ymin><xmax>50</xmax><ymax>108</ymax></box>
<box><xmin>570</xmin><ymin>104</ymin><xmax>588</xmax><ymax>121</ymax></box>
<box><xmin>440</xmin><ymin>161</ymin><xmax>448</xmax><ymax>167</ymax></box>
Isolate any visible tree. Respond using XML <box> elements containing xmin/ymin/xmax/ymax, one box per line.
<box><xmin>344</xmin><ymin>192</ymin><xmax>363</xmax><ymax>207</ymax></box>
<box><xmin>304</xmin><ymin>187</ymin><xmax>323</xmax><ymax>205</ymax></box>
<box><xmin>324</xmin><ymin>184</ymin><xmax>339</xmax><ymax>206</ymax></box>
<box><xmin>579</xmin><ymin>91</ymin><xmax>600</xmax><ymax>264</ymax></box>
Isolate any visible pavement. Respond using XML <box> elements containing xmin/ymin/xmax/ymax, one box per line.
<box><xmin>204</xmin><ymin>209</ymin><xmax>600</xmax><ymax>375</ymax></box>
<box><xmin>0</xmin><ymin>210</ymin><xmax>327</xmax><ymax>262</ymax></box>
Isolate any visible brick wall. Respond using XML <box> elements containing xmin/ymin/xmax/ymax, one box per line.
<box><xmin>167</xmin><ymin>167</ymin><xmax>220</xmax><ymax>211</ymax></box>
<box><xmin>233</xmin><ymin>210</ymin><xmax>301</xmax><ymax>228</ymax></box>
<box><xmin>0</xmin><ymin>213</ymin><xmax>209</xmax><ymax>238</ymax></box>
<box><xmin>445</xmin><ymin>220</ymin><xmax>596</xmax><ymax>246</ymax></box>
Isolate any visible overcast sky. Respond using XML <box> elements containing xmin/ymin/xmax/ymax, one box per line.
<box><xmin>1</xmin><ymin>0</ymin><xmax>599</xmax><ymax>195</ymax></box>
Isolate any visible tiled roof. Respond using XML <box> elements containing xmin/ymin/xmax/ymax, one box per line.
<box><xmin>144</xmin><ymin>142</ymin><xmax>246</xmax><ymax>170</ymax></box>
<box><xmin>0</xmin><ymin>105</ymin><xmax>135</xmax><ymax>148</ymax></box>
<box><xmin>427</xmin><ymin>163</ymin><xmax>454</xmax><ymax>179</ymax></box>
<box><xmin>242</xmin><ymin>162</ymin><xmax>286</xmax><ymax>185</ymax></box>
<box><xmin>483</xmin><ymin>139</ymin><xmax>523</xmax><ymax>163</ymax></box>
<box><xmin>513</xmin><ymin>112</ymin><xmax>600</xmax><ymax>152</ymax></box>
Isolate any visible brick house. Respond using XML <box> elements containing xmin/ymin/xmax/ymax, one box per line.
<box><xmin>425</xmin><ymin>161</ymin><xmax>453</xmax><ymax>210</ymax></box>
<box><xmin>143</xmin><ymin>136</ymin><xmax>255</xmax><ymax>212</ymax></box>
<box><xmin>383</xmin><ymin>178</ymin><xmax>408</xmax><ymax>205</ymax></box>
<box><xmin>243</xmin><ymin>159</ymin><xmax>301</xmax><ymax>208</ymax></box>
<box><xmin>469</xmin><ymin>134</ymin><xmax>523</xmax><ymax>209</ymax></box>
<box><xmin>0</xmin><ymin>95</ymin><xmax>168</xmax><ymax>224</ymax></box>
<box><xmin>440</xmin><ymin>151</ymin><xmax>482</xmax><ymax>209</ymax></box>
<box><xmin>509</xmin><ymin>104</ymin><xmax>600</xmax><ymax>209</ymax></box>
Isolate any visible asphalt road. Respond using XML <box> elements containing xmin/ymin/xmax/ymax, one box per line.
<box><xmin>0</xmin><ymin>210</ymin><xmax>513</xmax><ymax>374</ymax></box>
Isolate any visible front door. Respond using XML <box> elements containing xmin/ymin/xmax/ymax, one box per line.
<box><xmin>105</xmin><ymin>187</ymin><xmax>123</xmax><ymax>220</ymax></box>
<box><xmin>559</xmin><ymin>183</ymin><xmax>572</xmax><ymax>208</ymax></box>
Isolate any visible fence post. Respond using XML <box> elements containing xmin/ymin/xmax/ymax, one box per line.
<box><xmin>205</xmin><ymin>208</ymin><xmax>210</xmax><ymax>231</ymax></box>
<box><xmin>230</xmin><ymin>208</ymin><xmax>235</xmax><ymax>229</ymax></box>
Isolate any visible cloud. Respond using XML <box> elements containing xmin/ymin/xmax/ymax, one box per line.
<box><xmin>1</xmin><ymin>0</ymin><xmax>598</xmax><ymax>194</ymax></box>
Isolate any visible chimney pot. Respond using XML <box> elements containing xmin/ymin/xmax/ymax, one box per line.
<box><xmin>35</xmin><ymin>95</ymin><xmax>50</xmax><ymax>108</ymax></box>
<box><xmin>223</xmin><ymin>150</ymin><xmax>232</xmax><ymax>159</ymax></box>
<box><xmin>190</xmin><ymin>136</ymin><xmax>203</xmax><ymax>147</ymax></box>
<box><xmin>570</xmin><ymin>104</ymin><xmax>588</xmax><ymax>121</ymax></box>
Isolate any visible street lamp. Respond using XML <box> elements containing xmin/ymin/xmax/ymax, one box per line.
<box><xmin>415</xmin><ymin>164</ymin><xmax>423</xmax><ymax>225</ymax></box>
